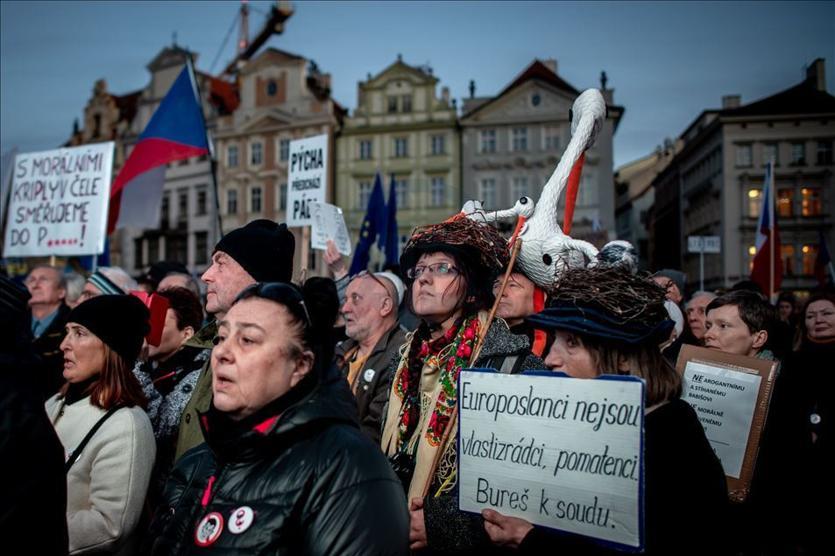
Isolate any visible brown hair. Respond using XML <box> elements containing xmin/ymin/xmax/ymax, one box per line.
<box><xmin>89</xmin><ymin>345</ymin><xmax>147</xmax><ymax>410</ymax></box>
<box><xmin>580</xmin><ymin>335</ymin><xmax>682</xmax><ymax>407</ymax></box>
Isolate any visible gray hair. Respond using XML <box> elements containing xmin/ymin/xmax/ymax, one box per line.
<box><xmin>29</xmin><ymin>265</ymin><xmax>67</xmax><ymax>290</ymax></box>
<box><xmin>98</xmin><ymin>266</ymin><xmax>138</xmax><ymax>292</ymax></box>
<box><xmin>64</xmin><ymin>271</ymin><xmax>86</xmax><ymax>304</ymax></box>
<box><xmin>686</xmin><ymin>290</ymin><xmax>717</xmax><ymax>308</ymax></box>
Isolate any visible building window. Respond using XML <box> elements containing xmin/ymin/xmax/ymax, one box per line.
<box><xmin>511</xmin><ymin>176</ymin><xmax>528</xmax><ymax>201</ymax></box>
<box><xmin>430</xmin><ymin>177</ymin><xmax>445</xmax><ymax>207</ymax></box>
<box><xmin>250</xmin><ymin>186</ymin><xmax>262</xmax><ymax>213</ymax></box>
<box><xmin>401</xmin><ymin>95</ymin><xmax>412</xmax><ymax>113</ymax></box>
<box><xmin>134</xmin><ymin>238</ymin><xmax>144</xmax><ymax>269</ymax></box>
<box><xmin>395</xmin><ymin>178</ymin><xmax>409</xmax><ymax>209</ymax></box>
<box><xmin>817</xmin><ymin>140</ymin><xmax>833</xmax><ymax>165</ymax></box>
<box><xmin>781</xmin><ymin>244</ymin><xmax>796</xmax><ymax>276</ymax></box>
<box><xmin>388</xmin><ymin>96</ymin><xmax>398</xmax><ymax>113</ymax></box>
<box><xmin>747</xmin><ymin>188</ymin><xmax>761</xmax><ymax>218</ymax></box>
<box><xmin>177</xmin><ymin>189</ymin><xmax>188</xmax><ymax>222</ymax></box>
<box><xmin>195</xmin><ymin>232</ymin><xmax>208</xmax><ymax>265</ymax></box>
<box><xmin>279</xmin><ymin>139</ymin><xmax>290</xmax><ymax>162</ymax></box>
<box><xmin>169</xmin><ymin>235</ymin><xmax>187</xmax><ymax>264</ymax></box>
<box><xmin>480</xmin><ymin>129</ymin><xmax>496</xmax><ymax>153</ymax></box>
<box><xmin>801</xmin><ymin>187</ymin><xmax>821</xmax><ymax>216</ymax></box>
<box><xmin>511</xmin><ymin>127</ymin><xmax>528</xmax><ymax>152</ymax></box>
<box><xmin>544</xmin><ymin>126</ymin><xmax>560</xmax><ymax>150</ymax></box>
<box><xmin>802</xmin><ymin>244</ymin><xmax>819</xmax><ymax>275</ymax></box>
<box><xmin>358</xmin><ymin>181</ymin><xmax>372</xmax><ymax>209</ymax></box>
<box><xmin>267</xmin><ymin>80</ymin><xmax>278</xmax><ymax>97</ymax></box>
<box><xmin>578</xmin><ymin>170</ymin><xmax>598</xmax><ymax>206</ymax></box>
<box><xmin>747</xmin><ymin>245</ymin><xmax>757</xmax><ymax>272</ymax></box>
<box><xmin>149</xmin><ymin>238</ymin><xmax>159</xmax><ymax>265</ymax></box>
<box><xmin>480</xmin><ymin>178</ymin><xmax>496</xmax><ymax>209</ymax></box>
<box><xmin>736</xmin><ymin>144</ymin><xmax>752</xmax><ymax>167</ymax></box>
<box><xmin>430</xmin><ymin>135</ymin><xmax>446</xmax><ymax>155</ymax></box>
<box><xmin>251</xmin><ymin>142</ymin><xmax>263</xmax><ymax>166</ymax></box>
<box><xmin>763</xmin><ymin>144</ymin><xmax>778</xmax><ymax>166</ymax></box>
<box><xmin>279</xmin><ymin>183</ymin><xmax>287</xmax><ymax>210</ymax></box>
<box><xmin>531</xmin><ymin>93</ymin><xmax>541</xmax><ymax>107</ymax></box>
<box><xmin>394</xmin><ymin>137</ymin><xmax>408</xmax><ymax>158</ymax></box>
<box><xmin>776</xmin><ymin>189</ymin><xmax>793</xmax><ymax>217</ymax></box>
<box><xmin>196</xmin><ymin>186</ymin><xmax>208</xmax><ymax>216</ymax></box>
<box><xmin>359</xmin><ymin>140</ymin><xmax>373</xmax><ymax>160</ymax></box>
<box><xmin>227</xmin><ymin>189</ymin><xmax>238</xmax><ymax>215</ymax></box>
<box><xmin>160</xmin><ymin>194</ymin><xmax>170</xmax><ymax>227</ymax></box>
<box><xmin>227</xmin><ymin>145</ymin><xmax>239</xmax><ymax>168</ymax></box>
<box><xmin>791</xmin><ymin>142</ymin><xmax>805</xmax><ymax>165</ymax></box>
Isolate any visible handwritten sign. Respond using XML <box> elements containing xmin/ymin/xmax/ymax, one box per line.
<box><xmin>310</xmin><ymin>201</ymin><xmax>351</xmax><ymax>256</ymax></box>
<box><xmin>458</xmin><ymin>370</ymin><xmax>645</xmax><ymax>551</ymax></box>
<box><xmin>676</xmin><ymin>345</ymin><xmax>777</xmax><ymax>501</ymax></box>
<box><xmin>3</xmin><ymin>143</ymin><xmax>113</xmax><ymax>257</ymax></box>
<box><xmin>287</xmin><ymin>134</ymin><xmax>328</xmax><ymax>226</ymax></box>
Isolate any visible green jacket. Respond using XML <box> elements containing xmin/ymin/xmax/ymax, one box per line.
<box><xmin>172</xmin><ymin>321</ymin><xmax>216</xmax><ymax>461</ymax></box>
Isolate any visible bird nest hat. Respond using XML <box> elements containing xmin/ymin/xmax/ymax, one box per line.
<box><xmin>400</xmin><ymin>213</ymin><xmax>509</xmax><ymax>282</ymax></box>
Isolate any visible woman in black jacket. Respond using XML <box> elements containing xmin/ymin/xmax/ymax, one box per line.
<box><xmin>481</xmin><ymin>267</ymin><xmax>729</xmax><ymax>555</ymax></box>
<box><xmin>145</xmin><ymin>282</ymin><xmax>409</xmax><ymax>555</ymax></box>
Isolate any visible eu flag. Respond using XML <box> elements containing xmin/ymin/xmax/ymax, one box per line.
<box><xmin>383</xmin><ymin>174</ymin><xmax>399</xmax><ymax>266</ymax></box>
<box><xmin>349</xmin><ymin>173</ymin><xmax>386</xmax><ymax>275</ymax></box>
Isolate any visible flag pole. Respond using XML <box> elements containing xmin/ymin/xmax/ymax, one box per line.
<box><xmin>185</xmin><ymin>54</ymin><xmax>224</xmax><ymax>241</ymax></box>
<box><xmin>768</xmin><ymin>160</ymin><xmax>775</xmax><ymax>300</ymax></box>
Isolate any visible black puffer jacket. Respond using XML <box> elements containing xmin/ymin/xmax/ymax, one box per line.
<box><xmin>145</xmin><ymin>364</ymin><xmax>409</xmax><ymax>556</ymax></box>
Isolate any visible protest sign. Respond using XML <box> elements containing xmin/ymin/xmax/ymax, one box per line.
<box><xmin>458</xmin><ymin>370</ymin><xmax>645</xmax><ymax>551</ymax></box>
<box><xmin>310</xmin><ymin>201</ymin><xmax>351</xmax><ymax>256</ymax></box>
<box><xmin>676</xmin><ymin>345</ymin><xmax>777</xmax><ymax>502</ymax></box>
<box><xmin>287</xmin><ymin>134</ymin><xmax>328</xmax><ymax>226</ymax></box>
<box><xmin>3</xmin><ymin>143</ymin><xmax>113</xmax><ymax>257</ymax></box>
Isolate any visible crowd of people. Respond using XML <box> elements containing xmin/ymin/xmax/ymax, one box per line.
<box><xmin>1</xmin><ymin>215</ymin><xmax>832</xmax><ymax>555</ymax></box>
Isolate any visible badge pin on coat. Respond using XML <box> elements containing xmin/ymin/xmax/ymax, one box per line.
<box><xmin>194</xmin><ymin>512</ymin><xmax>224</xmax><ymax>547</ymax></box>
<box><xmin>228</xmin><ymin>506</ymin><xmax>255</xmax><ymax>534</ymax></box>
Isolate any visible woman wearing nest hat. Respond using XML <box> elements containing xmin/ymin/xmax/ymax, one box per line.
<box><xmin>481</xmin><ymin>267</ymin><xmax>729</xmax><ymax>556</ymax></box>
<box><xmin>381</xmin><ymin>214</ymin><xmax>544</xmax><ymax>554</ymax></box>
<box><xmin>45</xmin><ymin>294</ymin><xmax>156</xmax><ymax>555</ymax></box>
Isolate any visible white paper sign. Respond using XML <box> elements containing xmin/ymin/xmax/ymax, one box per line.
<box><xmin>681</xmin><ymin>361</ymin><xmax>761</xmax><ymax>478</ymax></box>
<box><xmin>286</xmin><ymin>134</ymin><xmax>328</xmax><ymax>226</ymax></box>
<box><xmin>458</xmin><ymin>371</ymin><xmax>645</xmax><ymax>550</ymax></box>
<box><xmin>3</xmin><ymin>143</ymin><xmax>114</xmax><ymax>257</ymax></box>
<box><xmin>310</xmin><ymin>201</ymin><xmax>352</xmax><ymax>256</ymax></box>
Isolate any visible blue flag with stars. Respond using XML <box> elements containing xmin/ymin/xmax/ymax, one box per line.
<box><xmin>383</xmin><ymin>174</ymin><xmax>399</xmax><ymax>267</ymax></box>
<box><xmin>349</xmin><ymin>173</ymin><xmax>387</xmax><ymax>275</ymax></box>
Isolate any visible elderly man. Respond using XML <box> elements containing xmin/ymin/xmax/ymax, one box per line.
<box><xmin>336</xmin><ymin>271</ymin><xmax>407</xmax><ymax>443</ymax></box>
<box><xmin>704</xmin><ymin>290</ymin><xmax>776</xmax><ymax>360</ymax></box>
<box><xmin>685</xmin><ymin>291</ymin><xmax>717</xmax><ymax>342</ymax></box>
<box><xmin>25</xmin><ymin>265</ymin><xmax>70</xmax><ymax>398</ymax></box>
<box><xmin>174</xmin><ymin>219</ymin><xmax>295</xmax><ymax>460</ymax></box>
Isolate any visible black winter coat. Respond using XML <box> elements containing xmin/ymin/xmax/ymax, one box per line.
<box><xmin>145</xmin><ymin>364</ymin><xmax>409</xmax><ymax>556</ymax></box>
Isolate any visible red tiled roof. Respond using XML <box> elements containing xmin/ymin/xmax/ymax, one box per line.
<box><xmin>198</xmin><ymin>73</ymin><xmax>239</xmax><ymax>115</ymax></box>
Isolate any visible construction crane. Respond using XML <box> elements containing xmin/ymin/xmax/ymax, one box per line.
<box><xmin>223</xmin><ymin>0</ymin><xmax>294</xmax><ymax>76</ymax></box>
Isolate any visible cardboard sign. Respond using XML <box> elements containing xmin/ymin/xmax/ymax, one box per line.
<box><xmin>458</xmin><ymin>370</ymin><xmax>645</xmax><ymax>551</ymax></box>
<box><xmin>286</xmin><ymin>134</ymin><xmax>328</xmax><ymax>226</ymax></box>
<box><xmin>310</xmin><ymin>201</ymin><xmax>351</xmax><ymax>256</ymax></box>
<box><xmin>675</xmin><ymin>345</ymin><xmax>778</xmax><ymax>502</ymax></box>
<box><xmin>3</xmin><ymin>143</ymin><xmax>114</xmax><ymax>257</ymax></box>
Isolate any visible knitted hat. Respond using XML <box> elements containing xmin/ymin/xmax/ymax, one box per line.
<box><xmin>400</xmin><ymin>214</ymin><xmax>509</xmax><ymax>281</ymax></box>
<box><xmin>375</xmin><ymin>271</ymin><xmax>406</xmax><ymax>305</ymax></box>
<box><xmin>215</xmin><ymin>220</ymin><xmax>295</xmax><ymax>283</ymax></box>
<box><xmin>67</xmin><ymin>295</ymin><xmax>150</xmax><ymax>363</ymax></box>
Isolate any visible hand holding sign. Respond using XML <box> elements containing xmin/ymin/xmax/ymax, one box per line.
<box><xmin>310</xmin><ymin>202</ymin><xmax>351</xmax><ymax>256</ymax></box>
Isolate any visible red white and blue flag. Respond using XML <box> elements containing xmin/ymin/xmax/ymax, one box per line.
<box><xmin>750</xmin><ymin>161</ymin><xmax>782</xmax><ymax>296</ymax></box>
<box><xmin>108</xmin><ymin>59</ymin><xmax>209</xmax><ymax>233</ymax></box>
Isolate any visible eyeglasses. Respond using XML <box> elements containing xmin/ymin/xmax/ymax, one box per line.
<box><xmin>235</xmin><ymin>282</ymin><xmax>312</xmax><ymax>328</ymax></box>
<box><xmin>407</xmin><ymin>262</ymin><xmax>459</xmax><ymax>280</ymax></box>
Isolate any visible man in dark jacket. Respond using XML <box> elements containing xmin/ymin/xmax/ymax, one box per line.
<box><xmin>25</xmin><ymin>265</ymin><xmax>71</xmax><ymax>399</ymax></box>
<box><xmin>336</xmin><ymin>271</ymin><xmax>408</xmax><ymax>444</ymax></box>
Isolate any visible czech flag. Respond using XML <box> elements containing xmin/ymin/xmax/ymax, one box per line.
<box><xmin>108</xmin><ymin>60</ymin><xmax>210</xmax><ymax>233</ymax></box>
<box><xmin>750</xmin><ymin>161</ymin><xmax>783</xmax><ymax>296</ymax></box>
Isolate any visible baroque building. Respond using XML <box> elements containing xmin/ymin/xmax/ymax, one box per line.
<box><xmin>335</xmin><ymin>55</ymin><xmax>460</xmax><ymax>259</ymax></box>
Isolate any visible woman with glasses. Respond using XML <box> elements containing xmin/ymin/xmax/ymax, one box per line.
<box><xmin>145</xmin><ymin>282</ymin><xmax>409</xmax><ymax>555</ymax></box>
<box><xmin>381</xmin><ymin>215</ymin><xmax>544</xmax><ymax>554</ymax></box>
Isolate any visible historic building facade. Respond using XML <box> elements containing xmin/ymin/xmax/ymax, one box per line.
<box><xmin>460</xmin><ymin>60</ymin><xmax>623</xmax><ymax>246</ymax></box>
<box><xmin>213</xmin><ymin>47</ymin><xmax>344</xmax><ymax>276</ymax></box>
<box><xmin>335</xmin><ymin>56</ymin><xmax>460</xmax><ymax>260</ymax></box>
<box><xmin>650</xmin><ymin>59</ymin><xmax>834</xmax><ymax>293</ymax></box>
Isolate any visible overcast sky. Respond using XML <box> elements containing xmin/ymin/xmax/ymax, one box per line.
<box><xmin>1</xmin><ymin>0</ymin><xmax>833</xmax><ymax>168</ymax></box>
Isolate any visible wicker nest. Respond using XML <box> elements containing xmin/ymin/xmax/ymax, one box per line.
<box><xmin>400</xmin><ymin>213</ymin><xmax>509</xmax><ymax>275</ymax></box>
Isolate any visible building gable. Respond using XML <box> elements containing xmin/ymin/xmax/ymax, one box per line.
<box><xmin>463</xmin><ymin>79</ymin><xmax>574</xmax><ymax>124</ymax></box>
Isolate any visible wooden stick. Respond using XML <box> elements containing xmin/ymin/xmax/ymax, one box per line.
<box><xmin>298</xmin><ymin>226</ymin><xmax>310</xmax><ymax>283</ymax></box>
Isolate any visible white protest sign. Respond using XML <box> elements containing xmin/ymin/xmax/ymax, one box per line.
<box><xmin>4</xmin><ymin>143</ymin><xmax>114</xmax><ymax>257</ymax></box>
<box><xmin>287</xmin><ymin>134</ymin><xmax>328</xmax><ymax>226</ymax></box>
<box><xmin>680</xmin><ymin>361</ymin><xmax>761</xmax><ymax>478</ymax></box>
<box><xmin>310</xmin><ymin>201</ymin><xmax>352</xmax><ymax>256</ymax></box>
<box><xmin>458</xmin><ymin>371</ymin><xmax>645</xmax><ymax>551</ymax></box>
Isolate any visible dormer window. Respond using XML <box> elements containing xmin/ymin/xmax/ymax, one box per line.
<box><xmin>531</xmin><ymin>93</ymin><xmax>541</xmax><ymax>107</ymax></box>
<box><xmin>267</xmin><ymin>80</ymin><xmax>278</xmax><ymax>97</ymax></box>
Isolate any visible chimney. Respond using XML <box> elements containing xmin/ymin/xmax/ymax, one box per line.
<box><xmin>722</xmin><ymin>95</ymin><xmax>741</xmax><ymax>109</ymax></box>
<box><xmin>469</xmin><ymin>79</ymin><xmax>476</xmax><ymax>98</ymax></box>
<box><xmin>543</xmin><ymin>58</ymin><xmax>557</xmax><ymax>74</ymax></box>
<box><xmin>441</xmin><ymin>86</ymin><xmax>450</xmax><ymax>104</ymax></box>
<box><xmin>806</xmin><ymin>58</ymin><xmax>826</xmax><ymax>91</ymax></box>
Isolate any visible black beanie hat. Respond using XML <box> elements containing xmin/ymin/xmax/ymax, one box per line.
<box><xmin>67</xmin><ymin>295</ymin><xmax>150</xmax><ymax>364</ymax></box>
<box><xmin>214</xmin><ymin>220</ymin><xmax>295</xmax><ymax>283</ymax></box>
